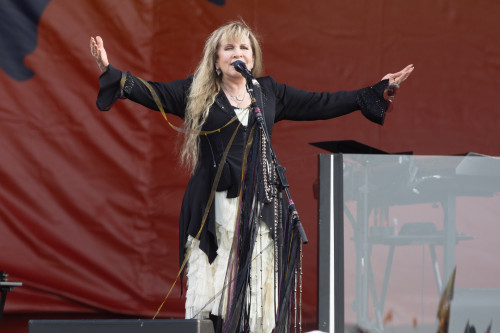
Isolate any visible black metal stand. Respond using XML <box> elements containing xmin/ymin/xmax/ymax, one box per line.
<box><xmin>0</xmin><ymin>271</ymin><xmax>23</xmax><ymax>325</ymax></box>
<box><xmin>245</xmin><ymin>79</ymin><xmax>308</xmax><ymax>244</ymax></box>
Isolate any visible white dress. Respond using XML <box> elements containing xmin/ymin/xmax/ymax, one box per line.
<box><xmin>184</xmin><ymin>107</ymin><xmax>275</xmax><ymax>333</ymax></box>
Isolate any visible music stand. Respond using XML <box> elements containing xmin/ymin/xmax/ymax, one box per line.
<box><xmin>310</xmin><ymin>139</ymin><xmax>412</xmax><ymax>155</ymax></box>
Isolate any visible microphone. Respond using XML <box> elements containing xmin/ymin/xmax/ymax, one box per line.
<box><xmin>233</xmin><ymin>60</ymin><xmax>253</xmax><ymax>79</ymax></box>
<box><xmin>233</xmin><ymin>60</ymin><xmax>259</xmax><ymax>86</ymax></box>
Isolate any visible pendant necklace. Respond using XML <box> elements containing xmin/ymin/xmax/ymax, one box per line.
<box><xmin>223</xmin><ymin>85</ymin><xmax>245</xmax><ymax>108</ymax></box>
<box><xmin>231</xmin><ymin>94</ymin><xmax>244</xmax><ymax>108</ymax></box>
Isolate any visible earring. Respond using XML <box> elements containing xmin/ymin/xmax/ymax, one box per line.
<box><xmin>215</xmin><ymin>67</ymin><xmax>221</xmax><ymax>76</ymax></box>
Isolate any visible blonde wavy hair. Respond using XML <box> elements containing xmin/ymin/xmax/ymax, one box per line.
<box><xmin>181</xmin><ymin>20</ymin><xmax>263</xmax><ymax>173</ymax></box>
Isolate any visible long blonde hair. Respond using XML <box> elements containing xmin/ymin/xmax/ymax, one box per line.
<box><xmin>181</xmin><ymin>20</ymin><xmax>263</xmax><ymax>173</ymax></box>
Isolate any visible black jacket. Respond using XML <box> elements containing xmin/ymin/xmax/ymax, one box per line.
<box><xmin>96</xmin><ymin>64</ymin><xmax>388</xmax><ymax>265</ymax></box>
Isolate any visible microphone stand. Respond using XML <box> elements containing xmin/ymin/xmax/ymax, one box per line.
<box><xmin>244</xmin><ymin>78</ymin><xmax>308</xmax><ymax>245</ymax></box>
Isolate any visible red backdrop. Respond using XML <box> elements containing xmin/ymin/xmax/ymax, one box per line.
<box><xmin>1</xmin><ymin>0</ymin><xmax>500</xmax><ymax>332</ymax></box>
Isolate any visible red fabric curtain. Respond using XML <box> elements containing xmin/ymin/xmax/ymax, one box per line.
<box><xmin>1</xmin><ymin>0</ymin><xmax>499</xmax><ymax>329</ymax></box>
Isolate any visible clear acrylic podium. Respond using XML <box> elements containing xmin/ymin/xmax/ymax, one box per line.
<box><xmin>317</xmin><ymin>151</ymin><xmax>500</xmax><ymax>333</ymax></box>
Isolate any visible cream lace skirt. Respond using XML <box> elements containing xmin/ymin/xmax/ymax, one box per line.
<box><xmin>185</xmin><ymin>191</ymin><xmax>275</xmax><ymax>333</ymax></box>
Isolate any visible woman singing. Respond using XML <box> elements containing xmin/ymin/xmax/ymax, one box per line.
<box><xmin>90</xmin><ymin>20</ymin><xmax>413</xmax><ymax>333</ymax></box>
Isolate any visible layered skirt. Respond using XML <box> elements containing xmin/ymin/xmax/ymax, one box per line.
<box><xmin>185</xmin><ymin>192</ymin><xmax>275</xmax><ymax>333</ymax></box>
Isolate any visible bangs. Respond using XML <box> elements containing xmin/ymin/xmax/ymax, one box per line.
<box><xmin>219</xmin><ymin>24</ymin><xmax>250</xmax><ymax>46</ymax></box>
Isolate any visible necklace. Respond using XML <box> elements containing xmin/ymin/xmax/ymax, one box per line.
<box><xmin>222</xmin><ymin>84</ymin><xmax>246</xmax><ymax>108</ymax></box>
<box><xmin>230</xmin><ymin>94</ymin><xmax>244</xmax><ymax>108</ymax></box>
<box><xmin>231</xmin><ymin>94</ymin><xmax>244</xmax><ymax>102</ymax></box>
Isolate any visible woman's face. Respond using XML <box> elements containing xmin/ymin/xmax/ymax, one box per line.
<box><xmin>215</xmin><ymin>35</ymin><xmax>254</xmax><ymax>80</ymax></box>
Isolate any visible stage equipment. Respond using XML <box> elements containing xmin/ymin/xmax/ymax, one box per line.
<box><xmin>316</xmin><ymin>142</ymin><xmax>500</xmax><ymax>332</ymax></box>
<box><xmin>0</xmin><ymin>271</ymin><xmax>22</xmax><ymax>325</ymax></box>
<box><xmin>28</xmin><ymin>319</ymin><xmax>214</xmax><ymax>333</ymax></box>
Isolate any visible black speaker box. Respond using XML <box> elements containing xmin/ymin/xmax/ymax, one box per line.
<box><xmin>28</xmin><ymin>319</ymin><xmax>214</xmax><ymax>333</ymax></box>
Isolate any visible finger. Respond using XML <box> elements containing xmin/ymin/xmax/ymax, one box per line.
<box><xmin>400</xmin><ymin>67</ymin><xmax>414</xmax><ymax>82</ymax></box>
<box><xmin>90</xmin><ymin>39</ymin><xmax>96</xmax><ymax>55</ymax></box>
<box><xmin>391</xmin><ymin>73</ymin><xmax>401</xmax><ymax>83</ymax></box>
<box><xmin>396</xmin><ymin>65</ymin><xmax>412</xmax><ymax>77</ymax></box>
<box><xmin>398</xmin><ymin>66</ymin><xmax>414</xmax><ymax>83</ymax></box>
<box><xmin>90</xmin><ymin>39</ymin><xmax>98</xmax><ymax>56</ymax></box>
<box><xmin>401</xmin><ymin>64</ymin><xmax>413</xmax><ymax>72</ymax></box>
<box><xmin>397</xmin><ymin>75</ymin><xmax>408</xmax><ymax>85</ymax></box>
<box><xmin>96</xmin><ymin>36</ymin><xmax>104</xmax><ymax>48</ymax></box>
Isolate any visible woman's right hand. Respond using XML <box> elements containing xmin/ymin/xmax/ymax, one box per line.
<box><xmin>90</xmin><ymin>36</ymin><xmax>109</xmax><ymax>73</ymax></box>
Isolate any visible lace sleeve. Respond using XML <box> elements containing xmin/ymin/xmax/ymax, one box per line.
<box><xmin>96</xmin><ymin>64</ymin><xmax>131</xmax><ymax>111</ymax></box>
<box><xmin>356</xmin><ymin>79</ymin><xmax>389</xmax><ymax>125</ymax></box>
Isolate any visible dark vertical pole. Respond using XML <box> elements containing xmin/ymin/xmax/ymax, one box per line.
<box><xmin>0</xmin><ymin>272</ymin><xmax>8</xmax><ymax>325</ymax></box>
<box><xmin>317</xmin><ymin>154</ymin><xmax>345</xmax><ymax>332</ymax></box>
<box><xmin>333</xmin><ymin>153</ymin><xmax>345</xmax><ymax>333</ymax></box>
<box><xmin>318</xmin><ymin>154</ymin><xmax>332</xmax><ymax>331</ymax></box>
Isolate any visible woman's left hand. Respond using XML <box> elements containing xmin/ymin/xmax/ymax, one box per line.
<box><xmin>382</xmin><ymin>64</ymin><xmax>414</xmax><ymax>85</ymax></box>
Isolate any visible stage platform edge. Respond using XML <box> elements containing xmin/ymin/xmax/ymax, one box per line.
<box><xmin>28</xmin><ymin>319</ymin><xmax>215</xmax><ymax>333</ymax></box>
